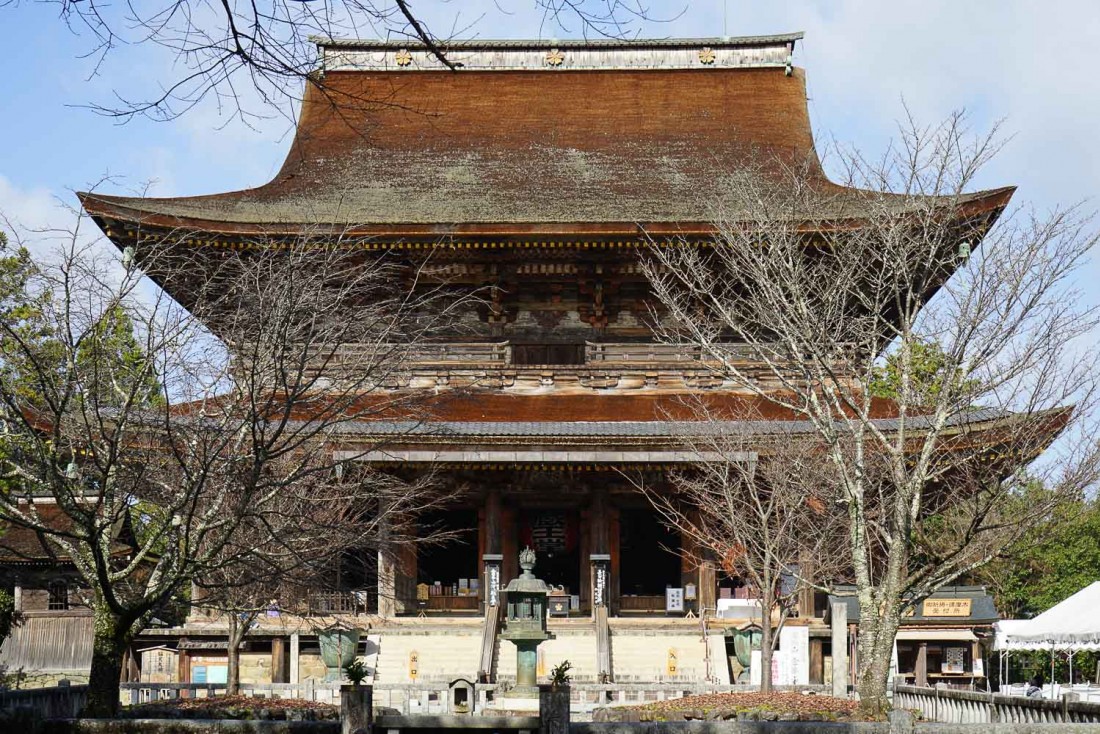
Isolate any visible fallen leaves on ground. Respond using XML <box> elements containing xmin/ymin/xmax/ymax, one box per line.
<box><xmin>610</xmin><ymin>691</ymin><xmax>863</xmax><ymax>722</ymax></box>
<box><xmin>126</xmin><ymin>695</ymin><xmax>338</xmax><ymax>720</ymax></box>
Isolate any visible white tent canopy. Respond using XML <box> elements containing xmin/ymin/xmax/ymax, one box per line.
<box><xmin>995</xmin><ymin>582</ymin><xmax>1100</xmax><ymax>652</ymax></box>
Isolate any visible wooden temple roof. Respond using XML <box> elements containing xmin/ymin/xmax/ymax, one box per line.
<box><xmin>79</xmin><ymin>34</ymin><xmax>1013</xmax><ymax>244</ymax></box>
<box><xmin>0</xmin><ymin>503</ymin><xmax>133</xmax><ymax>565</ymax></box>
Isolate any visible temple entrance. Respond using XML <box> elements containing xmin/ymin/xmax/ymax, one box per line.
<box><xmin>418</xmin><ymin>509</ymin><xmax>479</xmax><ymax>612</ymax></box>
<box><xmin>520</xmin><ymin>510</ymin><xmax>580</xmax><ymax>599</ymax></box>
<box><xmin>619</xmin><ymin>508</ymin><xmax>681</xmax><ymax>613</ymax></box>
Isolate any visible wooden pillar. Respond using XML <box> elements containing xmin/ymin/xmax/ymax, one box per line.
<box><xmin>397</xmin><ymin>543</ymin><xmax>417</xmax><ymax>614</ymax></box>
<box><xmin>272</xmin><ymin>637</ymin><xmax>287</xmax><ymax>684</ymax></box>
<box><xmin>290</xmin><ymin>633</ymin><xmax>301</xmax><ymax>684</ymax></box>
<box><xmin>590</xmin><ymin>489</ymin><xmax>609</xmax><ymax>553</ymax></box>
<box><xmin>830</xmin><ymin>604</ymin><xmax>848</xmax><ymax>697</ymax></box>
<box><xmin>377</xmin><ymin>500</ymin><xmax>396</xmax><ymax>618</ymax></box>
<box><xmin>809</xmin><ymin>638</ymin><xmax>824</xmax><ymax>684</ymax></box>
<box><xmin>698</xmin><ymin>558</ymin><xmax>717</xmax><ymax>615</ymax></box>
<box><xmin>915</xmin><ymin>642</ymin><xmax>928</xmax><ymax>687</ymax></box>
<box><xmin>378</xmin><ymin>550</ymin><xmax>396</xmax><ymax>618</ymax></box>
<box><xmin>608</xmin><ymin>505</ymin><xmax>621</xmax><ymax>615</ymax></box>
<box><xmin>502</xmin><ymin>505</ymin><xmax>519</xmax><ymax>583</ymax></box>
<box><xmin>177</xmin><ymin>640</ymin><xmax>191</xmax><ymax>687</ymax></box>
<box><xmin>485</xmin><ymin>489</ymin><xmax>503</xmax><ymax>554</ymax></box>
<box><xmin>481</xmin><ymin>489</ymin><xmax>503</xmax><ymax>608</ymax></box>
<box><xmin>578</xmin><ymin>508</ymin><xmax>590</xmax><ymax>611</ymax></box>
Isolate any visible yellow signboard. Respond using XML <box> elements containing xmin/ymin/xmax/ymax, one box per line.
<box><xmin>923</xmin><ymin>598</ymin><xmax>972</xmax><ymax>617</ymax></box>
<box><xmin>667</xmin><ymin>648</ymin><xmax>679</xmax><ymax>676</ymax></box>
<box><xmin>409</xmin><ymin>651</ymin><xmax>419</xmax><ymax>680</ymax></box>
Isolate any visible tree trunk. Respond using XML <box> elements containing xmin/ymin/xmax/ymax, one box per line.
<box><xmin>854</xmin><ymin>605</ymin><xmax>901</xmax><ymax>718</ymax></box>
<box><xmin>227</xmin><ymin>615</ymin><xmax>243</xmax><ymax>696</ymax></box>
<box><xmin>759</xmin><ymin>586</ymin><xmax>774</xmax><ymax>693</ymax></box>
<box><xmin>84</xmin><ymin>607</ymin><xmax>129</xmax><ymax>717</ymax></box>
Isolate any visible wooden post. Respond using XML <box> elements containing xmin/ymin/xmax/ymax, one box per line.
<box><xmin>608</xmin><ymin>505</ymin><xmax>621</xmax><ymax>615</ymax></box>
<box><xmin>810</xmin><ymin>638</ymin><xmax>824</xmax><ymax>684</ymax></box>
<box><xmin>830</xmin><ymin>603</ymin><xmax>848</xmax><ymax>698</ymax></box>
<box><xmin>177</xmin><ymin>640</ymin><xmax>191</xmax><ymax>694</ymax></box>
<box><xmin>916</xmin><ymin>643</ymin><xmax>928</xmax><ymax>687</ymax></box>
<box><xmin>377</xmin><ymin>550</ymin><xmax>396</xmax><ymax>619</ymax></box>
<box><xmin>485</xmin><ymin>489</ymin><xmax>502</xmax><ymax>554</ymax></box>
<box><xmin>272</xmin><ymin>637</ymin><xmax>287</xmax><ymax>684</ymax></box>
<box><xmin>502</xmin><ymin>505</ymin><xmax>519</xmax><ymax>583</ymax></box>
<box><xmin>481</xmin><ymin>489</ymin><xmax>502</xmax><ymax>609</ymax></box>
<box><xmin>397</xmin><ymin>543</ymin><xmax>417</xmax><ymax>614</ymax></box>
<box><xmin>698</xmin><ymin>558</ymin><xmax>717</xmax><ymax>616</ymax></box>
<box><xmin>290</xmin><ymin>632</ymin><xmax>301</xmax><ymax>684</ymax></box>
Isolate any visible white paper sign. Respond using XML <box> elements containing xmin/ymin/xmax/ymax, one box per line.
<box><xmin>666</xmin><ymin>587</ymin><xmax>684</xmax><ymax>612</ymax></box>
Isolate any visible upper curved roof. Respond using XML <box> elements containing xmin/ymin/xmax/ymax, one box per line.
<box><xmin>80</xmin><ymin>34</ymin><xmax>1014</xmax><ymax>241</ymax></box>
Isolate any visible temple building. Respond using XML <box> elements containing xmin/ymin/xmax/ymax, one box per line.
<box><xmin>40</xmin><ymin>33</ymin><xmax>1021</xmax><ymax>689</ymax></box>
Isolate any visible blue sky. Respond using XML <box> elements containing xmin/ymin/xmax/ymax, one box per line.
<box><xmin>2</xmin><ymin>1</ymin><xmax>1100</xmax><ymax>247</ymax></box>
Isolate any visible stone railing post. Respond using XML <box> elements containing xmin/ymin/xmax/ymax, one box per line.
<box><xmin>830</xmin><ymin>602</ymin><xmax>848</xmax><ymax>698</ymax></box>
<box><xmin>888</xmin><ymin>709</ymin><xmax>914</xmax><ymax>734</ymax></box>
<box><xmin>341</xmin><ymin>683</ymin><xmax>372</xmax><ymax>734</ymax></box>
<box><xmin>539</xmin><ymin>684</ymin><xmax>570</xmax><ymax>734</ymax></box>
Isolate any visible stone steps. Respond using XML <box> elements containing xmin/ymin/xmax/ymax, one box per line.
<box><xmin>375</xmin><ymin>618</ymin><xmax>713</xmax><ymax>684</ymax></box>
<box><xmin>495</xmin><ymin>629</ymin><xmax>600</xmax><ymax>683</ymax></box>
<box><xmin>607</xmin><ymin>631</ymin><xmax>708</xmax><ymax>683</ymax></box>
<box><xmin>374</xmin><ymin>626</ymin><xmax>483</xmax><ymax>683</ymax></box>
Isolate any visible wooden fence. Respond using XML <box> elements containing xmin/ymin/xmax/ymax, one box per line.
<box><xmin>0</xmin><ymin>681</ymin><xmax>88</xmax><ymax>720</ymax></box>
<box><xmin>894</xmin><ymin>683</ymin><xmax>1100</xmax><ymax>724</ymax></box>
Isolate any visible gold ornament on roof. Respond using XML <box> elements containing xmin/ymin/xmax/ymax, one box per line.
<box><xmin>395</xmin><ymin>49</ymin><xmax>413</xmax><ymax>67</ymax></box>
<box><xmin>699</xmin><ymin>47</ymin><xmax>716</xmax><ymax>65</ymax></box>
<box><xmin>545</xmin><ymin>48</ymin><xmax>565</xmax><ymax>66</ymax></box>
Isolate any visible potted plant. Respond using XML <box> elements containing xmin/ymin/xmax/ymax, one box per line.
<box><xmin>344</xmin><ymin>659</ymin><xmax>370</xmax><ymax>686</ymax></box>
<box><xmin>549</xmin><ymin>660</ymin><xmax>572</xmax><ymax>690</ymax></box>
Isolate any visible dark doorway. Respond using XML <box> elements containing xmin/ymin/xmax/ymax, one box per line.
<box><xmin>418</xmin><ymin>509</ymin><xmax>478</xmax><ymax>593</ymax></box>
<box><xmin>619</xmin><ymin>509</ymin><xmax>681</xmax><ymax>596</ymax></box>
<box><xmin>520</xmin><ymin>510</ymin><xmax>580</xmax><ymax>596</ymax></box>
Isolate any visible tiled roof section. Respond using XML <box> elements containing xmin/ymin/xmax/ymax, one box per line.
<box><xmin>168</xmin><ymin>392</ymin><xmax>907</xmax><ymax>424</ymax></box>
<box><xmin>336</xmin><ymin>407</ymin><xmax>1014</xmax><ymax>438</ymax></box>
<box><xmin>0</xmin><ymin>503</ymin><xmax>132</xmax><ymax>564</ymax></box>
<box><xmin>78</xmin><ymin>41</ymin><xmax>1015</xmax><ymax>239</ymax></box>
<box><xmin>0</xmin><ymin>505</ymin><xmax>76</xmax><ymax>563</ymax></box>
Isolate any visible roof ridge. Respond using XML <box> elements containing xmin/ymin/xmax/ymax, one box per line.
<box><xmin>312</xmin><ymin>33</ymin><xmax>804</xmax><ymax>50</ymax></box>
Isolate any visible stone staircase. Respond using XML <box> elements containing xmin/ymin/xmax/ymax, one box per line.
<box><xmin>607</xmin><ymin>618</ymin><xmax>708</xmax><ymax>683</ymax></box>
<box><xmin>373</xmin><ymin>617</ymin><xmax>713</xmax><ymax>684</ymax></box>
<box><xmin>373</xmin><ymin>622</ymin><xmax>484</xmax><ymax>683</ymax></box>
<box><xmin>495</xmin><ymin>618</ymin><xmax>600</xmax><ymax>683</ymax></box>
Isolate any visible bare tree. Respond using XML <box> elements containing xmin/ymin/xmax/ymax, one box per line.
<box><xmin>0</xmin><ymin>210</ymin><xmax>459</xmax><ymax>715</ymax></box>
<box><xmin>642</xmin><ymin>113</ymin><xmax>1100</xmax><ymax>713</ymax></box>
<box><xmin>192</xmin><ymin>464</ymin><xmax>434</xmax><ymax>695</ymax></box>
<box><xmin>632</xmin><ymin>405</ymin><xmax>847</xmax><ymax>691</ymax></box>
<box><xmin>3</xmin><ymin>0</ymin><xmax>672</xmax><ymax>122</ymax></box>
